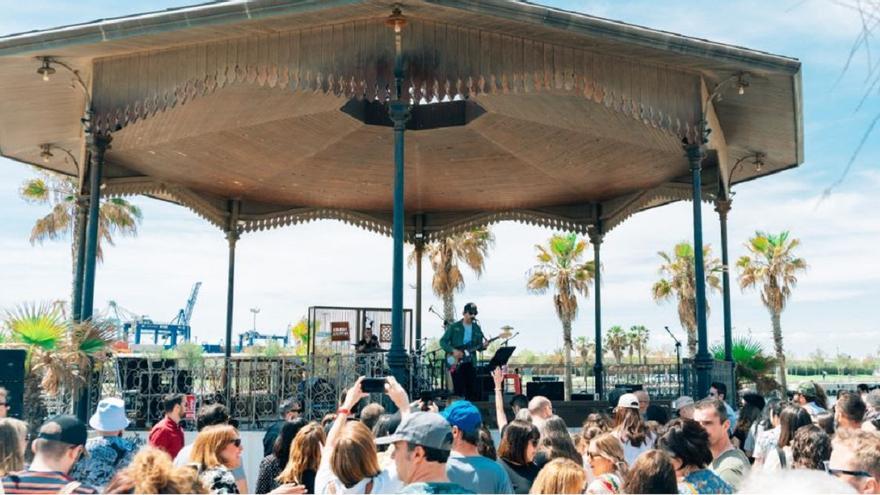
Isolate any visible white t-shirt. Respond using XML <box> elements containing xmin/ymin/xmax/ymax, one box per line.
<box><xmin>761</xmin><ymin>445</ymin><xmax>792</xmax><ymax>471</ymax></box>
<box><xmin>614</xmin><ymin>431</ymin><xmax>656</xmax><ymax>466</ymax></box>
<box><xmin>314</xmin><ymin>455</ymin><xmax>403</xmax><ymax>494</ymax></box>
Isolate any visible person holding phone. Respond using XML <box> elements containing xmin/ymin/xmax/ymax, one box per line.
<box><xmin>439</xmin><ymin>303</ymin><xmax>487</xmax><ymax>401</ymax></box>
<box><xmin>315</xmin><ymin>376</ymin><xmax>411</xmax><ymax>494</ymax></box>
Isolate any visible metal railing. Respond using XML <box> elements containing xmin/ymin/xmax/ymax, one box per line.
<box><xmin>45</xmin><ymin>355</ymin><xmax>736</xmax><ymax>429</ymax></box>
<box><xmin>60</xmin><ymin>352</ymin><xmax>445</xmax><ymax>430</ymax></box>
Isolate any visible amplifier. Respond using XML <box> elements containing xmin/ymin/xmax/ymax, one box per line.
<box><xmin>526</xmin><ymin>381</ymin><xmax>564</xmax><ymax>401</ymax></box>
<box><xmin>0</xmin><ymin>349</ymin><xmax>25</xmax><ymax>419</ymax></box>
<box><xmin>531</xmin><ymin>375</ymin><xmax>560</xmax><ymax>382</ymax></box>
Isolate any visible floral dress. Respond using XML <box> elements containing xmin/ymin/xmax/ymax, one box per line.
<box><xmin>200</xmin><ymin>465</ymin><xmax>240</xmax><ymax>494</ymax></box>
<box><xmin>69</xmin><ymin>434</ymin><xmax>144</xmax><ymax>490</ymax></box>
<box><xmin>753</xmin><ymin>426</ymin><xmax>780</xmax><ymax>463</ymax></box>
<box><xmin>586</xmin><ymin>473</ymin><xmax>623</xmax><ymax>494</ymax></box>
<box><xmin>678</xmin><ymin>469</ymin><xmax>734</xmax><ymax>494</ymax></box>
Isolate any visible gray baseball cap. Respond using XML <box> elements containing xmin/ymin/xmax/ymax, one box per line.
<box><xmin>672</xmin><ymin>396</ymin><xmax>695</xmax><ymax>410</ymax></box>
<box><xmin>375</xmin><ymin>412</ymin><xmax>453</xmax><ymax>451</ymax></box>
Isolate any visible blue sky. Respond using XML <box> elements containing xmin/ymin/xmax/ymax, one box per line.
<box><xmin>1</xmin><ymin>1</ymin><xmax>878</xmax><ymax>359</ymax></box>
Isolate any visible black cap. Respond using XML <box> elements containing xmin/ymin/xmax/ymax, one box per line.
<box><xmin>279</xmin><ymin>398</ymin><xmax>301</xmax><ymax>415</ymax></box>
<box><xmin>463</xmin><ymin>303</ymin><xmax>478</xmax><ymax>316</ymax></box>
<box><xmin>37</xmin><ymin>415</ymin><xmax>88</xmax><ymax>447</ymax></box>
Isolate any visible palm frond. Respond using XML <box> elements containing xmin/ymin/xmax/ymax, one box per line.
<box><xmin>4</xmin><ymin>302</ymin><xmax>65</xmax><ymax>350</ymax></box>
<box><xmin>19</xmin><ymin>178</ymin><xmax>50</xmax><ymax>203</ymax></box>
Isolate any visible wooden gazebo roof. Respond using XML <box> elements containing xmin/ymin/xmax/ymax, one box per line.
<box><xmin>0</xmin><ymin>0</ymin><xmax>802</xmax><ymax>239</ymax></box>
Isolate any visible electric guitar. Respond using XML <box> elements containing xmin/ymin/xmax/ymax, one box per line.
<box><xmin>447</xmin><ymin>334</ymin><xmax>502</xmax><ymax>372</ymax></box>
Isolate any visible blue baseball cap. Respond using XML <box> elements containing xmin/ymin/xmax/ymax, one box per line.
<box><xmin>441</xmin><ymin>400</ymin><xmax>482</xmax><ymax>434</ymax></box>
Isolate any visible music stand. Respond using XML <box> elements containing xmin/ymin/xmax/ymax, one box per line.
<box><xmin>487</xmin><ymin>346</ymin><xmax>516</xmax><ymax>370</ymax></box>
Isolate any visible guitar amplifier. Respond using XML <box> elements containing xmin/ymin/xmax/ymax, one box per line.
<box><xmin>526</xmin><ymin>381</ymin><xmax>564</xmax><ymax>401</ymax></box>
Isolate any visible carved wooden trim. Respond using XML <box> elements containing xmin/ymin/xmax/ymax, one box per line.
<box><xmin>91</xmin><ymin>18</ymin><xmax>702</xmax><ymax>142</ymax></box>
<box><xmin>602</xmin><ymin>182</ymin><xmax>715</xmax><ymax>233</ymax></box>
<box><xmin>102</xmin><ymin>178</ymin><xmax>226</xmax><ymax>229</ymax></box>
<box><xmin>426</xmin><ymin>210</ymin><xmax>592</xmax><ymax>241</ymax></box>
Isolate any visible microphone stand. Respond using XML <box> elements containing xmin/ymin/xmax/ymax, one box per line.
<box><xmin>665</xmin><ymin>326</ymin><xmax>683</xmax><ymax>397</ymax></box>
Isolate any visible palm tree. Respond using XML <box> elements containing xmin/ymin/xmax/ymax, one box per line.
<box><xmin>420</xmin><ymin>228</ymin><xmax>494</xmax><ymax>323</ymax></box>
<box><xmin>737</xmin><ymin>231</ymin><xmax>807</xmax><ymax>394</ymax></box>
<box><xmin>604</xmin><ymin>325</ymin><xmax>628</xmax><ymax>364</ymax></box>
<box><xmin>629</xmin><ymin>325</ymin><xmax>650</xmax><ymax>364</ymax></box>
<box><xmin>20</xmin><ymin>171</ymin><xmax>142</xmax><ymax>302</ymax></box>
<box><xmin>2</xmin><ymin>302</ymin><xmax>115</xmax><ymax>432</ymax></box>
<box><xmin>651</xmin><ymin>242</ymin><xmax>722</xmax><ymax>357</ymax></box>
<box><xmin>575</xmin><ymin>336</ymin><xmax>595</xmax><ymax>387</ymax></box>
<box><xmin>712</xmin><ymin>336</ymin><xmax>779</xmax><ymax>394</ymax></box>
<box><xmin>526</xmin><ymin>233</ymin><xmax>595</xmax><ymax>401</ymax></box>
<box><xmin>625</xmin><ymin>327</ymin><xmax>638</xmax><ymax>364</ymax></box>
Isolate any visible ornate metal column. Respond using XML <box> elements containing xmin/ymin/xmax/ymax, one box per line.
<box><xmin>686</xmin><ymin>143</ymin><xmax>712</xmax><ymax>398</ymax></box>
<box><xmin>588</xmin><ymin>221</ymin><xmax>604</xmax><ymax>400</ymax></box>
<box><xmin>715</xmin><ymin>197</ymin><xmax>733</xmax><ymax>363</ymax></box>
<box><xmin>224</xmin><ymin>200</ymin><xmax>240</xmax><ymax>404</ymax></box>
<box><xmin>414</xmin><ymin>215</ymin><xmax>425</xmax><ymax>347</ymax></box>
<box><xmin>386</xmin><ymin>8</ymin><xmax>410</xmax><ymax>385</ymax></box>
<box><xmin>71</xmin><ymin>193</ymin><xmax>88</xmax><ymax>322</ymax></box>
<box><xmin>80</xmin><ymin>133</ymin><xmax>110</xmax><ymax>321</ymax></box>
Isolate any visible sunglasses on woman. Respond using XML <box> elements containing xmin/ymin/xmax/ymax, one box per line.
<box><xmin>823</xmin><ymin>461</ymin><xmax>872</xmax><ymax>478</ymax></box>
<box><xmin>229</xmin><ymin>438</ymin><xmax>242</xmax><ymax>448</ymax></box>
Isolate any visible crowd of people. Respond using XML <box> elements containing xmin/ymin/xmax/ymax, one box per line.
<box><xmin>0</xmin><ymin>378</ymin><xmax>879</xmax><ymax>494</ymax></box>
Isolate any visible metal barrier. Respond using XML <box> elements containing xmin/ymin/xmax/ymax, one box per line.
<box><xmin>46</xmin><ymin>355</ymin><xmax>735</xmax><ymax>429</ymax></box>
<box><xmin>603</xmin><ymin>359</ymin><xmax>735</xmax><ymax>403</ymax></box>
<box><xmin>57</xmin><ymin>352</ymin><xmax>449</xmax><ymax>430</ymax></box>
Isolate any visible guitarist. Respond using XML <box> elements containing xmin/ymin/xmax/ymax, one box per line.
<box><xmin>440</xmin><ymin>302</ymin><xmax>487</xmax><ymax>401</ymax></box>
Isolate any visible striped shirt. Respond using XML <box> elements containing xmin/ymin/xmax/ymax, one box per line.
<box><xmin>2</xmin><ymin>470</ymin><xmax>97</xmax><ymax>494</ymax></box>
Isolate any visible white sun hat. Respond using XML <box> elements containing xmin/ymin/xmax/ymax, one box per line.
<box><xmin>89</xmin><ymin>397</ymin><xmax>131</xmax><ymax>432</ymax></box>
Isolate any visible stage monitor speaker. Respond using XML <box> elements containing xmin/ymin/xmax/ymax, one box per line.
<box><xmin>531</xmin><ymin>375</ymin><xmax>560</xmax><ymax>382</ymax></box>
<box><xmin>527</xmin><ymin>381</ymin><xmax>564</xmax><ymax>401</ymax></box>
<box><xmin>572</xmin><ymin>393</ymin><xmax>595</xmax><ymax>401</ymax></box>
<box><xmin>0</xmin><ymin>349</ymin><xmax>26</xmax><ymax>419</ymax></box>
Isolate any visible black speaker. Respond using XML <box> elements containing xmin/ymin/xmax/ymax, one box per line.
<box><xmin>0</xmin><ymin>349</ymin><xmax>26</xmax><ymax>419</ymax></box>
<box><xmin>526</xmin><ymin>381</ymin><xmax>564</xmax><ymax>401</ymax></box>
<box><xmin>572</xmin><ymin>393</ymin><xmax>595</xmax><ymax>401</ymax></box>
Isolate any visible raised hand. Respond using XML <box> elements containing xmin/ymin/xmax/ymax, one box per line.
<box><xmin>492</xmin><ymin>366</ymin><xmax>504</xmax><ymax>390</ymax></box>
<box><xmin>385</xmin><ymin>375</ymin><xmax>411</xmax><ymax>415</ymax></box>
<box><xmin>342</xmin><ymin>376</ymin><xmax>369</xmax><ymax>411</ymax></box>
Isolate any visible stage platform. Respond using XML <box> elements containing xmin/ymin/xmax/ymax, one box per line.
<box><xmin>471</xmin><ymin>400</ymin><xmax>611</xmax><ymax>428</ymax></box>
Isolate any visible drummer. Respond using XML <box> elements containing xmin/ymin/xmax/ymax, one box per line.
<box><xmin>356</xmin><ymin>325</ymin><xmax>381</xmax><ymax>353</ymax></box>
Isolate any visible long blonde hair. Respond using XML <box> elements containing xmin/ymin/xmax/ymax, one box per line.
<box><xmin>0</xmin><ymin>418</ymin><xmax>27</xmax><ymax>476</ymax></box>
<box><xmin>331</xmin><ymin>421</ymin><xmax>380</xmax><ymax>488</ymax></box>
<box><xmin>190</xmin><ymin>424</ymin><xmax>238</xmax><ymax>469</ymax></box>
<box><xmin>613</xmin><ymin>407</ymin><xmax>648</xmax><ymax>447</ymax></box>
<box><xmin>589</xmin><ymin>433</ymin><xmax>628</xmax><ymax>476</ymax></box>
<box><xmin>529</xmin><ymin>458</ymin><xmax>586</xmax><ymax>494</ymax></box>
<box><xmin>278</xmin><ymin>422</ymin><xmax>325</xmax><ymax>484</ymax></box>
<box><xmin>125</xmin><ymin>447</ymin><xmax>208</xmax><ymax>494</ymax></box>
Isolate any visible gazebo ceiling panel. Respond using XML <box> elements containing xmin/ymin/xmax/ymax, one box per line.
<box><xmin>473</xmin><ymin>93</ymin><xmax>683</xmax><ymax>153</ymax></box>
<box><xmin>0</xmin><ymin>0</ymin><xmax>803</xmax><ymax>237</ymax></box>
<box><xmin>106</xmin><ymin>98</ymin><xmax>682</xmax><ymax>213</ymax></box>
<box><xmin>87</xmin><ymin>18</ymin><xmax>703</xmax><ymax>144</ymax></box>
<box><xmin>0</xmin><ymin>58</ymin><xmax>86</xmax><ymax>157</ymax></box>
<box><xmin>110</xmin><ymin>85</ymin><xmax>349</xmax><ymax>151</ymax></box>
